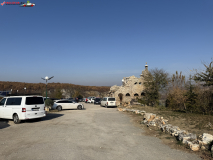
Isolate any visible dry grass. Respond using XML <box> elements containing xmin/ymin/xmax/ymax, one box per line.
<box><xmin>121</xmin><ymin>105</ymin><xmax>213</xmax><ymax>160</ymax></box>
<box><xmin>130</xmin><ymin>105</ymin><xmax>213</xmax><ymax>136</ymax></box>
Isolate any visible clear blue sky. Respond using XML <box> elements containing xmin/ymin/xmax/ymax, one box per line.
<box><xmin>1</xmin><ymin>0</ymin><xmax>213</xmax><ymax>86</ymax></box>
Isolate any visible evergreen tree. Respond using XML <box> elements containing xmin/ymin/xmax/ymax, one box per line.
<box><xmin>194</xmin><ymin>60</ymin><xmax>213</xmax><ymax>86</ymax></box>
<box><xmin>184</xmin><ymin>75</ymin><xmax>197</xmax><ymax>113</ymax></box>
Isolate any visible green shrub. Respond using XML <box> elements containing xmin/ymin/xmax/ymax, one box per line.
<box><xmin>45</xmin><ymin>99</ymin><xmax>54</xmax><ymax>107</ymax></box>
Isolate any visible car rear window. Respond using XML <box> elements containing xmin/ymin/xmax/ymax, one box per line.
<box><xmin>6</xmin><ymin>98</ymin><xmax>22</xmax><ymax>105</ymax></box>
<box><xmin>25</xmin><ymin>97</ymin><xmax>44</xmax><ymax>105</ymax></box>
<box><xmin>95</xmin><ymin>98</ymin><xmax>100</xmax><ymax>101</ymax></box>
<box><xmin>108</xmin><ymin>98</ymin><xmax>115</xmax><ymax>101</ymax></box>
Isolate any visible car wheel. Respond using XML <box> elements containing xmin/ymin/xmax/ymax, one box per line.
<box><xmin>77</xmin><ymin>105</ymin><xmax>82</xmax><ymax>110</ymax></box>
<box><xmin>57</xmin><ymin>106</ymin><xmax>62</xmax><ymax>111</ymax></box>
<box><xmin>13</xmin><ymin>114</ymin><xmax>21</xmax><ymax>124</ymax></box>
<box><xmin>105</xmin><ymin>105</ymin><xmax>108</xmax><ymax>108</ymax></box>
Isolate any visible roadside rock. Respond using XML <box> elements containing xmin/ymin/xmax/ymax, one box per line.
<box><xmin>144</xmin><ymin>113</ymin><xmax>153</xmax><ymax>120</ymax></box>
<box><xmin>183</xmin><ymin>137</ymin><xmax>191</xmax><ymax>144</ymax></box>
<box><xmin>147</xmin><ymin>115</ymin><xmax>156</xmax><ymax>122</ymax></box>
<box><xmin>201</xmin><ymin>133</ymin><xmax>213</xmax><ymax>145</ymax></box>
<box><xmin>190</xmin><ymin>144</ymin><xmax>200</xmax><ymax>151</ymax></box>
<box><xmin>147</xmin><ymin>121</ymin><xmax>156</xmax><ymax>127</ymax></box>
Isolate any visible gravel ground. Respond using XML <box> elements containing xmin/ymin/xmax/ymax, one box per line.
<box><xmin>0</xmin><ymin>103</ymin><xmax>201</xmax><ymax>160</ymax></box>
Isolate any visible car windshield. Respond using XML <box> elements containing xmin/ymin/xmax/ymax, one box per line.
<box><xmin>108</xmin><ymin>98</ymin><xmax>115</xmax><ymax>101</ymax></box>
<box><xmin>25</xmin><ymin>97</ymin><xmax>44</xmax><ymax>105</ymax></box>
<box><xmin>96</xmin><ymin>98</ymin><xmax>100</xmax><ymax>101</ymax></box>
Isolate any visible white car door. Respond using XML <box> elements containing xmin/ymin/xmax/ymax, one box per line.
<box><xmin>67</xmin><ymin>101</ymin><xmax>77</xmax><ymax>109</ymax></box>
<box><xmin>57</xmin><ymin>101</ymin><xmax>67</xmax><ymax>109</ymax></box>
<box><xmin>62</xmin><ymin>101</ymin><xmax>69</xmax><ymax>109</ymax></box>
<box><xmin>101</xmin><ymin>98</ymin><xmax>105</xmax><ymax>106</ymax></box>
<box><xmin>4</xmin><ymin>98</ymin><xmax>14</xmax><ymax>119</ymax></box>
<box><xmin>0</xmin><ymin>98</ymin><xmax>6</xmax><ymax>118</ymax></box>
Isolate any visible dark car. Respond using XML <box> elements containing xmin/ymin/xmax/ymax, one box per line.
<box><xmin>94</xmin><ymin>98</ymin><xmax>101</xmax><ymax>105</ymax></box>
<box><xmin>78</xmin><ymin>98</ymin><xmax>83</xmax><ymax>102</ymax></box>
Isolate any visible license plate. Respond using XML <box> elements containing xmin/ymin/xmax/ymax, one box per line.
<box><xmin>32</xmin><ymin>109</ymin><xmax>39</xmax><ymax>111</ymax></box>
<box><xmin>110</xmin><ymin>102</ymin><xmax>113</xmax><ymax>103</ymax></box>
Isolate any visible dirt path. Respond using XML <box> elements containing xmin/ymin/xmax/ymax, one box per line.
<box><xmin>0</xmin><ymin>103</ymin><xmax>201</xmax><ymax>160</ymax></box>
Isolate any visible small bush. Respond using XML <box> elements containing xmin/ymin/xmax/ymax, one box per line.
<box><xmin>45</xmin><ymin>99</ymin><xmax>54</xmax><ymax>107</ymax></box>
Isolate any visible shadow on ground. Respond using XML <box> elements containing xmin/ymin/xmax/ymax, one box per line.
<box><xmin>60</xmin><ymin>108</ymin><xmax>87</xmax><ymax>111</ymax></box>
<box><xmin>24</xmin><ymin>113</ymin><xmax>64</xmax><ymax>123</ymax></box>
<box><xmin>0</xmin><ymin>119</ymin><xmax>10</xmax><ymax>129</ymax></box>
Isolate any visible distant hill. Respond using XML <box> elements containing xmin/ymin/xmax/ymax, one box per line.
<box><xmin>0</xmin><ymin>81</ymin><xmax>110</xmax><ymax>98</ymax></box>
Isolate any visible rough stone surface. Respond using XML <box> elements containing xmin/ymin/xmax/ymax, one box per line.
<box><xmin>147</xmin><ymin>115</ymin><xmax>156</xmax><ymax>122</ymax></box>
<box><xmin>108</xmin><ymin>65</ymin><xmax>149</xmax><ymax>105</ymax></box>
<box><xmin>144</xmin><ymin>113</ymin><xmax>153</xmax><ymax>120</ymax></box>
<box><xmin>183</xmin><ymin>137</ymin><xmax>191</xmax><ymax>144</ymax></box>
<box><xmin>190</xmin><ymin>144</ymin><xmax>200</xmax><ymax>151</ymax></box>
<box><xmin>201</xmin><ymin>133</ymin><xmax>213</xmax><ymax>145</ymax></box>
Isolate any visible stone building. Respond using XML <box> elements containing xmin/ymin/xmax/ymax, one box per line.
<box><xmin>108</xmin><ymin>64</ymin><xmax>149</xmax><ymax>105</ymax></box>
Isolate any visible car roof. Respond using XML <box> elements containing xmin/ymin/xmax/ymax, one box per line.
<box><xmin>5</xmin><ymin>95</ymin><xmax>43</xmax><ymax>98</ymax></box>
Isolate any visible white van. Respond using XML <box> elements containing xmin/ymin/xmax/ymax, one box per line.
<box><xmin>100</xmin><ymin>97</ymin><xmax>117</xmax><ymax>108</ymax></box>
<box><xmin>0</xmin><ymin>96</ymin><xmax>46</xmax><ymax>124</ymax></box>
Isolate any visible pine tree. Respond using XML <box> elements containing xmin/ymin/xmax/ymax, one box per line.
<box><xmin>184</xmin><ymin>75</ymin><xmax>197</xmax><ymax>113</ymax></box>
<box><xmin>194</xmin><ymin>60</ymin><xmax>213</xmax><ymax>86</ymax></box>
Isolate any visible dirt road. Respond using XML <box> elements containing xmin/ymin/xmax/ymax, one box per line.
<box><xmin>0</xmin><ymin>103</ymin><xmax>201</xmax><ymax>160</ymax></box>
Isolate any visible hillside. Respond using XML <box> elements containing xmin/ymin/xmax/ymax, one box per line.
<box><xmin>0</xmin><ymin>81</ymin><xmax>110</xmax><ymax>98</ymax></box>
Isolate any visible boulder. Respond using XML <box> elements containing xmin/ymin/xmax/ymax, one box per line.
<box><xmin>135</xmin><ymin>110</ymin><xmax>141</xmax><ymax>114</ymax></box>
<box><xmin>183</xmin><ymin>137</ymin><xmax>191</xmax><ymax>144</ymax></box>
<box><xmin>187</xmin><ymin>141</ymin><xmax>193</xmax><ymax>147</ymax></box>
<box><xmin>147</xmin><ymin>115</ymin><xmax>156</xmax><ymax>122</ymax></box>
<box><xmin>147</xmin><ymin>121</ymin><xmax>156</xmax><ymax>127</ymax></box>
<box><xmin>160</xmin><ymin>124</ymin><xmax>172</xmax><ymax>132</ymax></box>
<box><xmin>175</xmin><ymin>130</ymin><xmax>187</xmax><ymax>141</ymax></box>
<box><xmin>144</xmin><ymin>113</ymin><xmax>153</xmax><ymax>120</ymax></box>
<box><xmin>190</xmin><ymin>144</ymin><xmax>200</xmax><ymax>151</ymax></box>
<box><xmin>201</xmin><ymin>145</ymin><xmax>206</xmax><ymax>150</ymax></box>
<box><xmin>169</xmin><ymin>126</ymin><xmax>180</xmax><ymax>135</ymax></box>
<box><xmin>141</xmin><ymin>120</ymin><xmax>147</xmax><ymax>124</ymax></box>
<box><xmin>201</xmin><ymin>133</ymin><xmax>213</xmax><ymax>145</ymax></box>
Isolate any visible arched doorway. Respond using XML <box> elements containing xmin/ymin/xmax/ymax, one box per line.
<box><xmin>118</xmin><ymin>93</ymin><xmax>123</xmax><ymax>104</ymax></box>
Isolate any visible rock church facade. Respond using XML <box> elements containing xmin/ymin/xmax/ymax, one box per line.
<box><xmin>108</xmin><ymin>64</ymin><xmax>149</xmax><ymax>105</ymax></box>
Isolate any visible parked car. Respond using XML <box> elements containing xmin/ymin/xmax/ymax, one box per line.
<box><xmin>87</xmin><ymin>98</ymin><xmax>92</xmax><ymax>103</ymax></box>
<box><xmin>100</xmin><ymin>97</ymin><xmax>117</xmax><ymax>108</ymax></box>
<box><xmin>91</xmin><ymin>98</ymin><xmax>96</xmax><ymax>103</ymax></box>
<box><xmin>94</xmin><ymin>98</ymin><xmax>101</xmax><ymax>105</ymax></box>
<box><xmin>0</xmin><ymin>96</ymin><xmax>46</xmax><ymax>124</ymax></box>
<box><xmin>86</xmin><ymin>96</ymin><xmax>96</xmax><ymax>103</ymax></box>
<box><xmin>78</xmin><ymin>98</ymin><xmax>83</xmax><ymax>102</ymax></box>
<box><xmin>52</xmin><ymin>100</ymin><xmax>84</xmax><ymax>111</ymax></box>
<box><xmin>82</xmin><ymin>98</ymin><xmax>86</xmax><ymax>102</ymax></box>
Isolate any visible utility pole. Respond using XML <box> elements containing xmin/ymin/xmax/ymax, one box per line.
<box><xmin>41</xmin><ymin>76</ymin><xmax>54</xmax><ymax>99</ymax></box>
